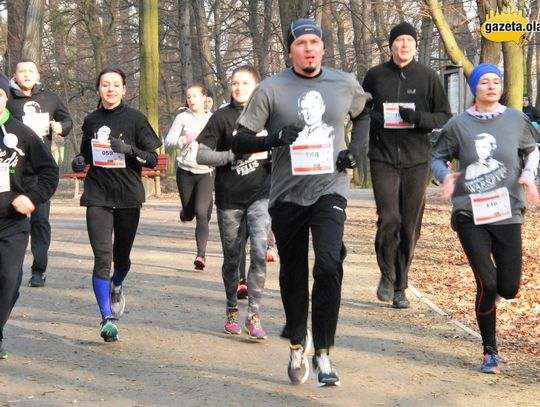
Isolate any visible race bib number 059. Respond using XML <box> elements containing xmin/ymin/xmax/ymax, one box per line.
<box><xmin>91</xmin><ymin>139</ymin><xmax>126</xmax><ymax>168</ymax></box>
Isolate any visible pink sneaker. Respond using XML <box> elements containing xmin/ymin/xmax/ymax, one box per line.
<box><xmin>237</xmin><ymin>283</ymin><xmax>248</xmax><ymax>300</ymax></box>
<box><xmin>242</xmin><ymin>313</ymin><xmax>267</xmax><ymax>340</ymax></box>
<box><xmin>194</xmin><ymin>256</ymin><xmax>206</xmax><ymax>270</ymax></box>
<box><xmin>224</xmin><ymin>307</ymin><xmax>241</xmax><ymax>335</ymax></box>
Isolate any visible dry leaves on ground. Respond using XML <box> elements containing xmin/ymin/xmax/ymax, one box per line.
<box><xmin>347</xmin><ymin>194</ymin><xmax>539</xmax><ymax>363</ymax></box>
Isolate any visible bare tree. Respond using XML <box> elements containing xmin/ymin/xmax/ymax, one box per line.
<box><xmin>139</xmin><ymin>0</ymin><xmax>160</xmax><ymax>134</ymax></box>
<box><xmin>6</xmin><ymin>0</ymin><xmax>25</xmax><ymax>74</ymax></box>
<box><xmin>21</xmin><ymin>0</ymin><xmax>45</xmax><ymax>67</ymax></box>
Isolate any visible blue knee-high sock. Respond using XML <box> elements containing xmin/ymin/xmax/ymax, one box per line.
<box><xmin>111</xmin><ymin>268</ymin><xmax>129</xmax><ymax>286</ymax></box>
<box><xmin>93</xmin><ymin>276</ymin><xmax>112</xmax><ymax>320</ymax></box>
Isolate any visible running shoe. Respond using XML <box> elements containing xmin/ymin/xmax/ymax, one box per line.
<box><xmin>312</xmin><ymin>351</ymin><xmax>341</xmax><ymax>387</ymax></box>
<box><xmin>287</xmin><ymin>329</ymin><xmax>312</xmax><ymax>385</ymax></box>
<box><xmin>265</xmin><ymin>247</ymin><xmax>277</xmax><ymax>262</ymax></box>
<box><xmin>110</xmin><ymin>284</ymin><xmax>126</xmax><ymax>317</ymax></box>
<box><xmin>179</xmin><ymin>210</ymin><xmax>188</xmax><ymax>222</ymax></box>
<box><xmin>236</xmin><ymin>279</ymin><xmax>248</xmax><ymax>300</ymax></box>
<box><xmin>376</xmin><ymin>275</ymin><xmax>393</xmax><ymax>302</ymax></box>
<box><xmin>480</xmin><ymin>352</ymin><xmax>501</xmax><ymax>374</ymax></box>
<box><xmin>392</xmin><ymin>290</ymin><xmax>410</xmax><ymax>309</ymax></box>
<box><xmin>242</xmin><ymin>313</ymin><xmax>267</xmax><ymax>340</ymax></box>
<box><xmin>224</xmin><ymin>307</ymin><xmax>241</xmax><ymax>335</ymax></box>
<box><xmin>28</xmin><ymin>273</ymin><xmax>46</xmax><ymax>287</ymax></box>
<box><xmin>100</xmin><ymin>318</ymin><xmax>119</xmax><ymax>342</ymax></box>
<box><xmin>194</xmin><ymin>256</ymin><xmax>206</xmax><ymax>270</ymax></box>
<box><xmin>0</xmin><ymin>340</ymin><xmax>7</xmax><ymax>360</ymax></box>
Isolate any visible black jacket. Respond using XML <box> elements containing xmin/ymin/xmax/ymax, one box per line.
<box><xmin>79</xmin><ymin>103</ymin><xmax>162</xmax><ymax>208</ymax></box>
<box><xmin>0</xmin><ymin>113</ymin><xmax>59</xmax><ymax>236</ymax></box>
<box><xmin>362</xmin><ymin>59</ymin><xmax>452</xmax><ymax>168</ymax></box>
<box><xmin>7</xmin><ymin>82</ymin><xmax>73</xmax><ymax>146</ymax></box>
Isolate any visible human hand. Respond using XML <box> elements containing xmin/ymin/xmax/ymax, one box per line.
<box><xmin>519</xmin><ymin>176</ymin><xmax>540</xmax><ymax>206</ymax></box>
<box><xmin>399</xmin><ymin>107</ymin><xmax>420</xmax><ymax>124</ymax></box>
<box><xmin>185</xmin><ymin>133</ymin><xmax>198</xmax><ymax>144</ymax></box>
<box><xmin>441</xmin><ymin>172</ymin><xmax>460</xmax><ymax>199</ymax></box>
<box><xmin>50</xmin><ymin>121</ymin><xmax>63</xmax><ymax>135</ymax></box>
<box><xmin>110</xmin><ymin>137</ymin><xmax>133</xmax><ymax>155</ymax></box>
<box><xmin>336</xmin><ymin>149</ymin><xmax>357</xmax><ymax>172</ymax></box>
<box><xmin>12</xmin><ymin>195</ymin><xmax>35</xmax><ymax>216</ymax></box>
<box><xmin>71</xmin><ymin>155</ymin><xmax>86</xmax><ymax>173</ymax></box>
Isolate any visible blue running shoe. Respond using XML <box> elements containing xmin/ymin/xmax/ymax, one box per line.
<box><xmin>480</xmin><ymin>353</ymin><xmax>501</xmax><ymax>374</ymax></box>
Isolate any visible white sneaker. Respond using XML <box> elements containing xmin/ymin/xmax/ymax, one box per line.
<box><xmin>287</xmin><ymin>330</ymin><xmax>312</xmax><ymax>385</ymax></box>
<box><xmin>110</xmin><ymin>284</ymin><xmax>125</xmax><ymax>317</ymax></box>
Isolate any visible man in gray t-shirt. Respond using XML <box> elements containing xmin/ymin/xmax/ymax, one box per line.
<box><xmin>231</xmin><ymin>18</ymin><xmax>371</xmax><ymax>387</ymax></box>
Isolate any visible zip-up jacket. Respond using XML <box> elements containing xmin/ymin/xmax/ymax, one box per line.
<box><xmin>362</xmin><ymin>59</ymin><xmax>451</xmax><ymax>168</ymax></box>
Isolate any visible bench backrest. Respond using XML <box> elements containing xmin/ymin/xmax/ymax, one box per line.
<box><xmin>147</xmin><ymin>153</ymin><xmax>168</xmax><ymax>172</ymax></box>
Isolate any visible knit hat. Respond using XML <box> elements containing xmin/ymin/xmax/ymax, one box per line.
<box><xmin>287</xmin><ymin>18</ymin><xmax>324</xmax><ymax>52</ymax></box>
<box><xmin>468</xmin><ymin>63</ymin><xmax>503</xmax><ymax>96</ymax></box>
<box><xmin>389</xmin><ymin>22</ymin><xmax>417</xmax><ymax>47</ymax></box>
<box><xmin>0</xmin><ymin>73</ymin><xmax>10</xmax><ymax>98</ymax></box>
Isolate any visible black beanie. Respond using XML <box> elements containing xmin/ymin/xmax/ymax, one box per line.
<box><xmin>0</xmin><ymin>73</ymin><xmax>9</xmax><ymax>97</ymax></box>
<box><xmin>389</xmin><ymin>22</ymin><xmax>417</xmax><ymax>47</ymax></box>
<box><xmin>287</xmin><ymin>18</ymin><xmax>324</xmax><ymax>52</ymax></box>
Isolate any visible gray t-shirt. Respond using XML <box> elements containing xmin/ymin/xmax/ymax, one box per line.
<box><xmin>432</xmin><ymin>108</ymin><xmax>537</xmax><ymax>224</ymax></box>
<box><xmin>237</xmin><ymin>67</ymin><xmax>370</xmax><ymax>207</ymax></box>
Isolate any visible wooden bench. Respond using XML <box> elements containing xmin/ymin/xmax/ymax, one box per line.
<box><xmin>63</xmin><ymin>153</ymin><xmax>169</xmax><ymax>199</ymax></box>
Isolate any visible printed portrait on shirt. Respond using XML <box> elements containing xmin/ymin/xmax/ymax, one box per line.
<box><xmin>464</xmin><ymin>132</ymin><xmax>507</xmax><ymax>193</ymax></box>
<box><xmin>296</xmin><ymin>90</ymin><xmax>335</xmax><ymax>143</ymax></box>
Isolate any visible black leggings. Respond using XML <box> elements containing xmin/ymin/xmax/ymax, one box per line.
<box><xmin>86</xmin><ymin>206</ymin><xmax>141</xmax><ymax>280</ymax></box>
<box><xmin>176</xmin><ymin>168</ymin><xmax>214</xmax><ymax>257</ymax></box>
<box><xmin>455</xmin><ymin>216</ymin><xmax>522</xmax><ymax>351</ymax></box>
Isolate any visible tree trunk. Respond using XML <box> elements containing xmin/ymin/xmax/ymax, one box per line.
<box><xmin>425</xmin><ymin>0</ymin><xmax>474</xmax><ymax>76</ymax></box>
<box><xmin>139</xmin><ymin>0</ymin><xmax>160</xmax><ymax>134</ymax></box>
<box><xmin>21</xmin><ymin>0</ymin><xmax>45</xmax><ymax>67</ymax></box>
<box><xmin>6</xmin><ymin>0</ymin><xmax>25</xmax><ymax>75</ymax></box>
<box><xmin>418</xmin><ymin>15</ymin><xmax>434</xmax><ymax>67</ymax></box>
<box><xmin>192</xmin><ymin>0</ymin><xmax>215</xmax><ymax>91</ymax></box>
<box><xmin>213</xmin><ymin>0</ymin><xmax>228</xmax><ymax>99</ymax></box>
<box><xmin>477</xmin><ymin>0</ymin><xmax>501</xmax><ymax>64</ymax></box>
<box><xmin>333</xmin><ymin>4</ymin><xmax>348</xmax><ymax>71</ymax></box>
<box><xmin>278</xmin><ymin>0</ymin><xmax>311</xmax><ymax>58</ymax></box>
<box><xmin>320</xmin><ymin>1</ymin><xmax>335</xmax><ymax>68</ymax></box>
<box><xmin>80</xmin><ymin>0</ymin><xmax>108</xmax><ymax>75</ymax></box>
<box><xmin>178</xmin><ymin>0</ymin><xmax>193</xmax><ymax>102</ymax></box>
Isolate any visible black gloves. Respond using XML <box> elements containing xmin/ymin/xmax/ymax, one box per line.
<box><xmin>336</xmin><ymin>149</ymin><xmax>357</xmax><ymax>172</ymax></box>
<box><xmin>398</xmin><ymin>107</ymin><xmax>420</xmax><ymax>124</ymax></box>
<box><xmin>110</xmin><ymin>137</ymin><xmax>133</xmax><ymax>155</ymax></box>
<box><xmin>266</xmin><ymin>124</ymin><xmax>302</xmax><ymax>147</ymax></box>
<box><xmin>71</xmin><ymin>155</ymin><xmax>86</xmax><ymax>173</ymax></box>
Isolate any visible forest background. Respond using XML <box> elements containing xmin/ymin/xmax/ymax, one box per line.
<box><xmin>0</xmin><ymin>0</ymin><xmax>538</xmax><ymax>182</ymax></box>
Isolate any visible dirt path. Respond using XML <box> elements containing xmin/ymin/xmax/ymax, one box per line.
<box><xmin>0</xmin><ymin>192</ymin><xmax>537</xmax><ymax>406</ymax></box>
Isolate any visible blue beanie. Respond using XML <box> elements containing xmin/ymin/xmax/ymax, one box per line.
<box><xmin>287</xmin><ymin>18</ymin><xmax>324</xmax><ymax>52</ymax></box>
<box><xmin>468</xmin><ymin>63</ymin><xmax>502</xmax><ymax>96</ymax></box>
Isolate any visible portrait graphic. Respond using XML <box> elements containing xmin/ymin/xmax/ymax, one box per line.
<box><xmin>296</xmin><ymin>90</ymin><xmax>335</xmax><ymax>143</ymax></box>
<box><xmin>465</xmin><ymin>133</ymin><xmax>504</xmax><ymax>180</ymax></box>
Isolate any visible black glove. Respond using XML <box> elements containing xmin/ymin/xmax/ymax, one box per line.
<box><xmin>336</xmin><ymin>149</ymin><xmax>357</xmax><ymax>172</ymax></box>
<box><xmin>71</xmin><ymin>155</ymin><xmax>86</xmax><ymax>173</ymax></box>
<box><xmin>266</xmin><ymin>124</ymin><xmax>303</xmax><ymax>147</ymax></box>
<box><xmin>110</xmin><ymin>137</ymin><xmax>133</xmax><ymax>155</ymax></box>
<box><xmin>398</xmin><ymin>107</ymin><xmax>420</xmax><ymax>124</ymax></box>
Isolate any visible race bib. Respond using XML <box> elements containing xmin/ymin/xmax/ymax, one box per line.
<box><xmin>470</xmin><ymin>187</ymin><xmax>512</xmax><ymax>225</ymax></box>
<box><xmin>91</xmin><ymin>139</ymin><xmax>126</xmax><ymax>168</ymax></box>
<box><xmin>383</xmin><ymin>103</ymin><xmax>415</xmax><ymax>129</ymax></box>
<box><xmin>22</xmin><ymin>112</ymin><xmax>50</xmax><ymax>139</ymax></box>
<box><xmin>0</xmin><ymin>163</ymin><xmax>10</xmax><ymax>193</ymax></box>
<box><xmin>290</xmin><ymin>142</ymin><xmax>334</xmax><ymax>175</ymax></box>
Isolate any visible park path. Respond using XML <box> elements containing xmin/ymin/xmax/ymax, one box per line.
<box><xmin>0</xmin><ymin>189</ymin><xmax>537</xmax><ymax>406</ymax></box>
